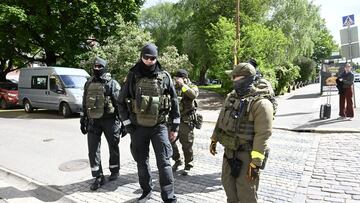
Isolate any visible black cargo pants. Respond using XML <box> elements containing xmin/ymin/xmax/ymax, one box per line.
<box><xmin>87</xmin><ymin>116</ymin><xmax>121</xmax><ymax>177</ymax></box>
<box><xmin>130</xmin><ymin>124</ymin><xmax>177</xmax><ymax>203</ymax></box>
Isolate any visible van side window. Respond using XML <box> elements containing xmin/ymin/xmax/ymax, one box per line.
<box><xmin>31</xmin><ymin>76</ymin><xmax>48</xmax><ymax>89</ymax></box>
<box><xmin>50</xmin><ymin>76</ymin><xmax>63</xmax><ymax>92</ymax></box>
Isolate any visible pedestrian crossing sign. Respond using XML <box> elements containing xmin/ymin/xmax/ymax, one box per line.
<box><xmin>342</xmin><ymin>14</ymin><xmax>355</xmax><ymax>27</ymax></box>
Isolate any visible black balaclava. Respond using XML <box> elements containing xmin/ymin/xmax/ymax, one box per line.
<box><xmin>140</xmin><ymin>43</ymin><xmax>158</xmax><ymax>74</ymax></box>
<box><xmin>234</xmin><ymin>75</ymin><xmax>255</xmax><ymax>97</ymax></box>
<box><xmin>93</xmin><ymin>57</ymin><xmax>107</xmax><ymax>80</ymax></box>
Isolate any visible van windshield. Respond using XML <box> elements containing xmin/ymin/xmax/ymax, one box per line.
<box><xmin>59</xmin><ymin>75</ymin><xmax>88</xmax><ymax>88</ymax></box>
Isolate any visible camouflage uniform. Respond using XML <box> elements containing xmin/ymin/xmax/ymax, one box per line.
<box><xmin>171</xmin><ymin>69</ymin><xmax>199</xmax><ymax>172</ymax></box>
<box><xmin>210</xmin><ymin>63</ymin><xmax>274</xmax><ymax>203</ymax></box>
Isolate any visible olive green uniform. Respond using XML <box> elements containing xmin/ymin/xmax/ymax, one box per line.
<box><xmin>211</xmin><ymin>87</ymin><xmax>273</xmax><ymax>203</ymax></box>
<box><xmin>172</xmin><ymin>82</ymin><xmax>199</xmax><ymax>168</ymax></box>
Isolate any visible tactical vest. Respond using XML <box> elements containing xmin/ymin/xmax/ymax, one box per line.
<box><xmin>85</xmin><ymin>81</ymin><xmax>115</xmax><ymax>119</ymax></box>
<box><xmin>86</xmin><ymin>82</ymin><xmax>105</xmax><ymax>119</ymax></box>
<box><xmin>216</xmin><ymin>77</ymin><xmax>276</xmax><ymax>150</ymax></box>
<box><xmin>132</xmin><ymin>72</ymin><xmax>170</xmax><ymax>127</ymax></box>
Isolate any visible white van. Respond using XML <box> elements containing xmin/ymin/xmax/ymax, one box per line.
<box><xmin>18</xmin><ymin>66</ymin><xmax>90</xmax><ymax>117</ymax></box>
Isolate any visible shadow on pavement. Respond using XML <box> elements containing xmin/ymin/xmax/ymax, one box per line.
<box><xmin>0</xmin><ymin>170</ymin><xmax>222</xmax><ymax>202</ymax></box>
<box><xmin>197</xmin><ymin>89</ymin><xmax>224</xmax><ymax>110</ymax></box>
<box><xmin>0</xmin><ymin>109</ymin><xmax>79</xmax><ymax>119</ymax></box>
<box><xmin>276</xmin><ymin>112</ymin><xmax>313</xmax><ymax>117</ymax></box>
<box><xmin>287</xmin><ymin>93</ymin><xmax>321</xmax><ymax>100</ymax></box>
<box><xmin>296</xmin><ymin>117</ymin><xmax>351</xmax><ymax>129</ymax></box>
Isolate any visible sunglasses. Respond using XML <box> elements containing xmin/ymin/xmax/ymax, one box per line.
<box><xmin>143</xmin><ymin>56</ymin><xmax>157</xmax><ymax>61</ymax></box>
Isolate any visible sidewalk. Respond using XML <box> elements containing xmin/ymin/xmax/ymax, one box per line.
<box><xmin>197</xmin><ymin>83</ymin><xmax>360</xmax><ymax>133</ymax></box>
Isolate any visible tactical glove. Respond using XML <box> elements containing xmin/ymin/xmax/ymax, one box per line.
<box><xmin>125</xmin><ymin>124</ymin><xmax>135</xmax><ymax>135</ymax></box>
<box><xmin>80</xmin><ymin>116</ymin><xmax>88</xmax><ymax>135</ymax></box>
<box><xmin>209</xmin><ymin>140</ymin><xmax>217</xmax><ymax>156</ymax></box>
<box><xmin>246</xmin><ymin>162</ymin><xmax>259</xmax><ymax>181</ymax></box>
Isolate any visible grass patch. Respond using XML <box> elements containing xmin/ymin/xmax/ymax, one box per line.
<box><xmin>198</xmin><ymin>84</ymin><xmax>228</xmax><ymax>95</ymax></box>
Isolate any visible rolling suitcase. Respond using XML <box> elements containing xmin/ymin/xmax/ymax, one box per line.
<box><xmin>319</xmin><ymin>89</ymin><xmax>331</xmax><ymax>119</ymax></box>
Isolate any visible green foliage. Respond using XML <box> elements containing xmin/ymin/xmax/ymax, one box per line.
<box><xmin>0</xmin><ymin>0</ymin><xmax>144</xmax><ymax>81</ymax></box>
<box><xmin>158</xmin><ymin>46</ymin><xmax>192</xmax><ymax>76</ymax></box>
<box><xmin>76</xmin><ymin>15</ymin><xmax>152</xmax><ymax>83</ymax></box>
<box><xmin>198</xmin><ymin>84</ymin><xmax>229</xmax><ymax>96</ymax></box>
<box><xmin>268</xmin><ymin>0</ymin><xmax>322</xmax><ymax>59</ymax></box>
<box><xmin>294</xmin><ymin>56</ymin><xmax>317</xmax><ymax>82</ymax></box>
<box><xmin>311</xmin><ymin>25</ymin><xmax>337</xmax><ymax>64</ymax></box>
<box><xmin>239</xmin><ymin>23</ymin><xmax>289</xmax><ymax>89</ymax></box>
<box><xmin>275</xmin><ymin>62</ymin><xmax>300</xmax><ymax>95</ymax></box>
<box><xmin>206</xmin><ymin>17</ymin><xmax>236</xmax><ymax>85</ymax></box>
<box><xmin>140</xmin><ymin>2</ymin><xmax>184</xmax><ymax>51</ymax></box>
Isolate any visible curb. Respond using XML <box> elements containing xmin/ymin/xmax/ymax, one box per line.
<box><xmin>273</xmin><ymin>126</ymin><xmax>360</xmax><ymax>133</ymax></box>
<box><xmin>0</xmin><ymin>166</ymin><xmax>77</xmax><ymax>203</ymax></box>
<box><xmin>202</xmin><ymin>121</ymin><xmax>360</xmax><ymax>134</ymax></box>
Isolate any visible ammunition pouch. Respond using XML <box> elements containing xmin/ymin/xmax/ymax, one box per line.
<box><xmin>194</xmin><ymin>113</ymin><xmax>203</xmax><ymax>129</ymax></box>
<box><xmin>217</xmin><ymin>132</ymin><xmax>241</xmax><ymax>151</ymax></box>
<box><xmin>132</xmin><ymin>95</ymin><xmax>170</xmax><ymax>127</ymax></box>
<box><xmin>104</xmin><ymin>96</ymin><xmax>115</xmax><ymax>114</ymax></box>
<box><xmin>182</xmin><ymin>111</ymin><xmax>203</xmax><ymax>129</ymax></box>
<box><xmin>225</xmin><ymin>153</ymin><xmax>242</xmax><ymax>178</ymax></box>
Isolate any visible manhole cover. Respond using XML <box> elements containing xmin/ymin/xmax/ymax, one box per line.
<box><xmin>58</xmin><ymin>159</ymin><xmax>89</xmax><ymax>172</ymax></box>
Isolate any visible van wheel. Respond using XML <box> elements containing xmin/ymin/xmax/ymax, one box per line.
<box><xmin>24</xmin><ymin>100</ymin><xmax>33</xmax><ymax>113</ymax></box>
<box><xmin>60</xmin><ymin>102</ymin><xmax>72</xmax><ymax>118</ymax></box>
<box><xmin>0</xmin><ymin>99</ymin><xmax>7</xmax><ymax>109</ymax></box>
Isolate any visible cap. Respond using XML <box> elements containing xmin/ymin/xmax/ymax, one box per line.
<box><xmin>94</xmin><ymin>57</ymin><xmax>107</xmax><ymax>68</ymax></box>
<box><xmin>175</xmin><ymin>69</ymin><xmax>188</xmax><ymax>78</ymax></box>
<box><xmin>226</xmin><ymin>63</ymin><xmax>256</xmax><ymax>77</ymax></box>
<box><xmin>141</xmin><ymin>43</ymin><xmax>158</xmax><ymax>57</ymax></box>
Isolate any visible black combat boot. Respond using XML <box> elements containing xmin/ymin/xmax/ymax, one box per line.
<box><xmin>90</xmin><ymin>175</ymin><xmax>105</xmax><ymax>191</ymax></box>
<box><xmin>109</xmin><ymin>172</ymin><xmax>119</xmax><ymax>181</ymax></box>
<box><xmin>138</xmin><ymin>190</ymin><xmax>152</xmax><ymax>203</ymax></box>
<box><xmin>172</xmin><ymin>160</ymin><xmax>183</xmax><ymax>172</ymax></box>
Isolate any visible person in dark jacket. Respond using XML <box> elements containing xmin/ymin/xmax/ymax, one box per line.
<box><xmin>118</xmin><ymin>43</ymin><xmax>180</xmax><ymax>203</ymax></box>
<box><xmin>80</xmin><ymin>57</ymin><xmax>122</xmax><ymax>190</ymax></box>
<box><xmin>338</xmin><ymin>63</ymin><xmax>355</xmax><ymax>120</ymax></box>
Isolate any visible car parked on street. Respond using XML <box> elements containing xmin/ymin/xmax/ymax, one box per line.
<box><xmin>0</xmin><ymin>80</ymin><xmax>19</xmax><ymax>109</ymax></box>
<box><xmin>354</xmin><ymin>73</ymin><xmax>360</xmax><ymax>82</ymax></box>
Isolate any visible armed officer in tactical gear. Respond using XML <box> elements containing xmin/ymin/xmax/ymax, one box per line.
<box><xmin>80</xmin><ymin>57</ymin><xmax>122</xmax><ymax>191</ymax></box>
<box><xmin>171</xmin><ymin>69</ymin><xmax>199</xmax><ymax>175</ymax></box>
<box><xmin>209</xmin><ymin>62</ymin><xmax>274</xmax><ymax>203</ymax></box>
<box><xmin>118</xmin><ymin>43</ymin><xmax>180</xmax><ymax>203</ymax></box>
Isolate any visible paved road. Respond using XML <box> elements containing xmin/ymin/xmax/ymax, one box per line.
<box><xmin>1</xmin><ymin>84</ymin><xmax>360</xmax><ymax>202</ymax></box>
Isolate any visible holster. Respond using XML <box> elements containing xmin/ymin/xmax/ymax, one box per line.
<box><xmin>259</xmin><ymin>148</ymin><xmax>270</xmax><ymax>170</ymax></box>
<box><xmin>225</xmin><ymin>152</ymin><xmax>242</xmax><ymax>178</ymax></box>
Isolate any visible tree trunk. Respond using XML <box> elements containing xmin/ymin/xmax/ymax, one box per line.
<box><xmin>45</xmin><ymin>50</ymin><xmax>57</xmax><ymax>66</ymax></box>
<box><xmin>198</xmin><ymin>65</ymin><xmax>208</xmax><ymax>85</ymax></box>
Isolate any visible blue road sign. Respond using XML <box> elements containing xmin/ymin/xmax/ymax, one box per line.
<box><xmin>343</xmin><ymin>14</ymin><xmax>355</xmax><ymax>27</ymax></box>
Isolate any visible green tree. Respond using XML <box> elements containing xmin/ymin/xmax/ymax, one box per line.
<box><xmin>76</xmin><ymin>15</ymin><xmax>152</xmax><ymax>83</ymax></box>
<box><xmin>140</xmin><ymin>2</ymin><xmax>185</xmax><ymax>51</ymax></box>
<box><xmin>311</xmin><ymin>24</ymin><xmax>337</xmax><ymax>64</ymax></box>
<box><xmin>294</xmin><ymin>56</ymin><xmax>316</xmax><ymax>82</ymax></box>
<box><xmin>206</xmin><ymin>17</ymin><xmax>236</xmax><ymax>84</ymax></box>
<box><xmin>239</xmin><ymin>23</ymin><xmax>290</xmax><ymax>93</ymax></box>
<box><xmin>0</xmin><ymin>0</ymin><xmax>144</xmax><ymax>81</ymax></box>
<box><xmin>158</xmin><ymin>46</ymin><xmax>192</xmax><ymax>76</ymax></box>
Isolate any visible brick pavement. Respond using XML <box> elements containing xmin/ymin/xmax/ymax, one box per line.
<box><xmin>45</xmin><ymin>123</ymin><xmax>360</xmax><ymax>203</ymax></box>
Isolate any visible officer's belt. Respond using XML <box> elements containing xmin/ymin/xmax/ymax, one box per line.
<box><xmin>237</xmin><ymin>143</ymin><xmax>253</xmax><ymax>152</ymax></box>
